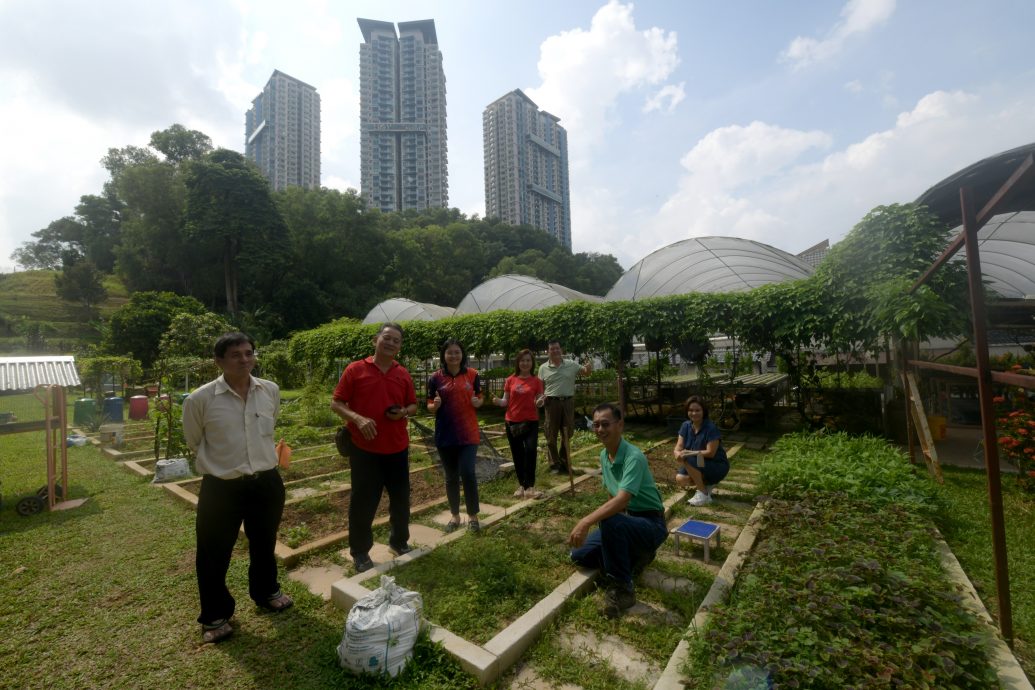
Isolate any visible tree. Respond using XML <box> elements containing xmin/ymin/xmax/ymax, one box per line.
<box><xmin>274</xmin><ymin>186</ymin><xmax>387</xmax><ymax>327</ymax></box>
<box><xmin>159</xmin><ymin>311</ymin><xmax>234</xmax><ymax>359</ymax></box>
<box><xmin>54</xmin><ymin>252</ymin><xmax>107</xmax><ymax>309</ymax></box>
<box><xmin>105</xmin><ymin>291</ymin><xmax>207</xmax><ymax>368</ymax></box>
<box><xmin>183</xmin><ymin>149</ymin><xmax>289</xmax><ymax>317</ymax></box>
<box><xmin>10</xmin><ymin>217</ymin><xmax>83</xmax><ymax>269</ymax></box>
<box><xmin>73</xmin><ymin>194</ymin><xmax>123</xmax><ymax>272</ymax></box>
<box><xmin>114</xmin><ymin>159</ymin><xmax>198</xmax><ymax>295</ymax></box>
<box><xmin>149</xmin><ymin>124</ymin><xmax>212</xmax><ymax>164</ymax></box>
<box><xmin>812</xmin><ymin>203</ymin><xmax>969</xmax><ymax>357</ymax></box>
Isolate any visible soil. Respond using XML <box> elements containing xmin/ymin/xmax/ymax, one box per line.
<box><xmin>645</xmin><ymin>446</ymin><xmax>681</xmax><ymax>489</ymax></box>
<box><xmin>278</xmin><ymin>464</ymin><xmax>445</xmax><ymax>543</ymax></box>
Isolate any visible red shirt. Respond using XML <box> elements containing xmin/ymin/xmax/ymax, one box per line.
<box><xmin>503</xmin><ymin>374</ymin><xmax>543</xmax><ymax>423</ymax></box>
<box><xmin>333</xmin><ymin>357</ymin><xmax>416</xmax><ymax>455</ymax></box>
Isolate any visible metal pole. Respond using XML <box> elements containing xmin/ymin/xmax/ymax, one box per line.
<box><xmin>961</xmin><ymin>186</ymin><xmax>1013</xmax><ymax>644</ymax></box>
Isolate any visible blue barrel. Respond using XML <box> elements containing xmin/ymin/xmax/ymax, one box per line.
<box><xmin>74</xmin><ymin>398</ymin><xmax>97</xmax><ymax>426</ymax></box>
<box><xmin>103</xmin><ymin>397</ymin><xmax>124</xmax><ymax>423</ymax></box>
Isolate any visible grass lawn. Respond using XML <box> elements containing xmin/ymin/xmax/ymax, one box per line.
<box><xmin>937</xmin><ymin>465</ymin><xmax>1035</xmax><ymax>679</ymax></box>
<box><xmin>0</xmin><ymin>432</ymin><xmax>474</xmax><ymax>689</ymax></box>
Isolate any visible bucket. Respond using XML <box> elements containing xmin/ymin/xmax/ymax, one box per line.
<box><xmin>103</xmin><ymin>396</ymin><xmax>124</xmax><ymax>423</ymax></box>
<box><xmin>98</xmin><ymin>423</ymin><xmax>125</xmax><ymax>448</ymax></box>
<box><xmin>74</xmin><ymin>398</ymin><xmax>98</xmax><ymax>426</ymax></box>
<box><xmin>128</xmin><ymin>395</ymin><xmax>149</xmax><ymax>421</ymax></box>
<box><xmin>926</xmin><ymin>415</ymin><xmax>947</xmax><ymax>440</ymax></box>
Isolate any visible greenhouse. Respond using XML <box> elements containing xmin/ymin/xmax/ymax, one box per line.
<box><xmin>916</xmin><ymin>142</ymin><xmax>1035</xmax><ymax>300</ymax></box>
<box><xmin>605</xmin><ymin>236</ymin><xmax>814</xmax><ymax>301</ymax></box>
<box><xmin>454</xmin><ymin>273</ymin><xmax>602</xmax><ymax>314</ymax></box>
<box><xmin>361</xmin><ymin>297</ymin><xmax>456</xmax><ymax>325</ymax></box>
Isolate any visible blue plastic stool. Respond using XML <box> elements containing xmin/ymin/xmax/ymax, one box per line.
<box><xmin>671</xmin><ymin>519</ymin><xmax>721</xmax><ymax>563</ymax></box>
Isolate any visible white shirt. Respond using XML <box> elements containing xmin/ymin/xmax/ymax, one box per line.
<box><xmin>182</xmin><ymin>374</ymin><xmax>280</xmax><ymax>478</ymax></box>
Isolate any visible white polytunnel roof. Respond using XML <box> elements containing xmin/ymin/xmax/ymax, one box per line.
<box><xmin>971</xmin><ymin>211</ymin><xmax>1035</xmax><ymax>299</ymax></box>
<box><xmin>361</xmin><ymin>298</ymin><xmax>456</xmax><ymax>325</ymax></box>
<box><xmin>455</xmin><ymin>274</ymin><xmax>603</xmax><ymax>315</ymax></box>
<box><xmin>606</xmin><ymin>236</ymin><xmax>814</xmax><ymax>301</ymax></box>
<box><xmin>914</xmin><ymin>142</ymin><xmax>1035</xmax><ymax>301</ymax></box>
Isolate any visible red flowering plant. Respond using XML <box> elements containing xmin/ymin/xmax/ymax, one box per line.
<box><xmin>994</xmin><ymin>388</ymin><xmax>1035</xmax><ymax>492</ymax></box>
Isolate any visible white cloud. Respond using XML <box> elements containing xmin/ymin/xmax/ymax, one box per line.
<box><xmin>844</xmin><ymin>79</ymin><xmax>863</xmax><ymax>94</ymax></box>
<box><xmin>322</xmin><ymin>175</ymin><xmax>358</xmax><ymax>193</ymax></box>
<box><xmin>525</xmin><ymin>1</ymin><xmax>680</xmax><ymax>263</ymax></box>
<box><xmin>525</xmin><ymin>0</ymin><xmax>680</xmax><ymax>157</ymax></box>
<box><xmin>678</xmin><ymin>122</ymin><xmax>832</xmax><ymax>189</ymax></box>
<box><xmin>627</xmin><ymin>88</ymin><xmax>1035</xmax><ymax>266</ymax></box>
<box><xmin>643</xmin><ymin>82</ymin><xmax>686</xmax><ymax>113</ymax></box>
<box><xmin>782</xmin><ymin>0</ymin><xmax>896</xmax><ymax>69</ymax></box>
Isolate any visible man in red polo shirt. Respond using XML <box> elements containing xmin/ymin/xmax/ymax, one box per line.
<box><xmin>330</xmin><ymin>322</ymin><xmax>418</xmax><ymax>573</ymax></box>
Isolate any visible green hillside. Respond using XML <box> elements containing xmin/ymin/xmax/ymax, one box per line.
<box><xmin>0</xmin><ymin>270</ymin><xmax>130</xmax><ymax>353</ymax></box>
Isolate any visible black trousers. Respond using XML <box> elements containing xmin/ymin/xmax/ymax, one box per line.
<box><xmin>506</xmin><ymin>421</ymin><xmax>540</xmax><ymax>489</ymax></box>
<box><xmin>348</xmin><ymin>446</ymin><xmax>410</xmax><ymax>557</ymax></box>
<box><xmin>195</xmin><ymin>469</ymin><xmax>285</xmax><ymax>625</ymax></box>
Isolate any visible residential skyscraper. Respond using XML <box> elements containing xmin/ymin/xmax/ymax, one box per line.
<box><xmin>245</xmin><ymin>70</ymin><xmax>321</xmax><ymax>191</ymax></box>
<box><xmin>357</xmin><ymin>18</ymin><xmax>448</xmax><ymax>212</ymax></box>
<box><xmin>483</xmin><ymin>89</ymin><xmax>571</xmax><ymax>248</ymax></box>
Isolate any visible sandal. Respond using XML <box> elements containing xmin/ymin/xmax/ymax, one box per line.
<box><xmin>201</xmin><ymin>619</ymin><xmax>233</xmax><ymax>644</ymax></box>
<box><xmin>260</xmin><ymin>591</ymin><xmax>294</xmax><ymax>613</ymax></box>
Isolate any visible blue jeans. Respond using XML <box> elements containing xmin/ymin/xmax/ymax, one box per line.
<box><xmin>570</xmin><ymin>512</ymin><xmax>668</xmax><ymax>588</ymax></box>
<box><xmin>439</xmin><ymin>444</ymin><xmax>480</xmax><ymax>517</ymax></box>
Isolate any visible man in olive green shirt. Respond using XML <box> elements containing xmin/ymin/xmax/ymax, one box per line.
<box><xmin>538</xmin><ymin>340</ymin><xmax>590</xmax><ymax>473</ymax></box>
<box><xmin>568</xmin><ymin>402</ymin><xmax>668</xmax><ymax>618</ymax></box>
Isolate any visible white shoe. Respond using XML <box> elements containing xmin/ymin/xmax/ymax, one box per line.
<box><xmin>687</xmin><ymin>491</ymin><xmax>712</xmax><ymax>506</ymax></box>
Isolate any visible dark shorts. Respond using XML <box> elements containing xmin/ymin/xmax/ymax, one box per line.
<box><xmin>679</xmin><ymin>459</ymin><xmax>730</xmax><ymax>485</ymax></box>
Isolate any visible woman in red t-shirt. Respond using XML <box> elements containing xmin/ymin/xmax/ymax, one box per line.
<box><xmin>493</xmin><ymin>349</ymin><xmax>545</xmax><ymax>499</ymax></box>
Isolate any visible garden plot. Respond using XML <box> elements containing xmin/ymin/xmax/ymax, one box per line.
<box><xmin>326</xmin><ymin>440</ymin><xmax>759</xmax><ymax>686</ymax></box>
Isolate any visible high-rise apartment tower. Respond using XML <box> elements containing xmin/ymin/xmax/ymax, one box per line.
<box><xmin>358</xmin><ymin>18</ymin><xmax>448</xmax><ymax>212</ymax></box>
<box><xmin>245</xmin><ymin>69</ymin><xmax>321</xmax><ymax>191</ymax></box>
<box><xmin>483</xmin><ymin>89</ymin><xmax>571</xmax><ymax>248</ymax></box>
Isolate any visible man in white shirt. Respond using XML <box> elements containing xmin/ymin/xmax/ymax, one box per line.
<box><xmin>183</xmin><ymin>332</ymin><xmax>292</xmax><ymax>644</ymax></box>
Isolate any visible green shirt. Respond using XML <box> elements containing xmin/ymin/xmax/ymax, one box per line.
<box><xmin>600</xmin><ymin>438</ymin><xmax>664</xmax><ymax>513</ymax></box>
<box><xmin>538</xmin><ymin>359</ymin><xmax>581</xmax><ymax>397</ymax></box>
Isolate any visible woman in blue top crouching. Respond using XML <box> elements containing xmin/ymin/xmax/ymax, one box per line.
<box><xmin>673</xmin><ymin>395</ymin><xmax>729</xmax><ymax>506</ymax></box>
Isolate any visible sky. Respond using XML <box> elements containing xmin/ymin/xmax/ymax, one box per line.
<box><xmin>1</xmin><ymin>0</ymin><xmax>1034</xmax><ymax>273</ymax></box>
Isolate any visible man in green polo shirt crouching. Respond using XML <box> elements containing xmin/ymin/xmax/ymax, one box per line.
<box><xmin>568</xmin><ymin>402</ymin><xmax>669</xmax><ymax>618</ymax></box>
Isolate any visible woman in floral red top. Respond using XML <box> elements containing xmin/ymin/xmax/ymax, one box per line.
<box><xmin>427</xmin><ymin>339</ymin><xmax>484</xmax><ymax>532</ymax></box>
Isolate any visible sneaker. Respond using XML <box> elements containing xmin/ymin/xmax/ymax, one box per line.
<box><xmin>687</xmin><ymin>491</ymin><xmax>712</xmax><ymax>506</ymax></box>
<box><xmin>353</xmin><ymin>554</ymin><xmax>374</xmax><ymax>573</ymax></box>
<box><xmin>526</xmin><ymin>488</ymin><xmax>545</xmax><ymax>499</ymax></box>
<box><xmin>468</xmin><ymin>518</ymin><xmax>481</xmax><ymax>533</ymax></box>
<box><xmin>602</xmin><ymin>586</ymin><xmax>636</xmax><ymax>619</ymax></box>
<box><xmin>389</xmin><ymin>543</ymin><xmax>413</xmax><ymax>557</ymax></box>
<box><xmin>444</xmin><ymin>518</ymin><xmax>461</xmax><ymax>533</ymax></box>
<box><xmin>513</xmin><ymin>487</ymin><xmax>525</xmax><ymax>498</ymax></box>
